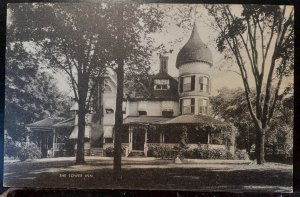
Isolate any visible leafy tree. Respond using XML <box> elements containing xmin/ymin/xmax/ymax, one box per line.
<box><xmin>5</xmin><ymin>37</ymin><xmax>71</xmax><ymax>142</ymax></box>
<box><xmin>210</xmin><ymin>88</ymin><xmax>293</xmax><ymax>158</ymax></box>
<box><xmin>205</xmin><ymin>5</ymin><xmax>294</xmax><ymax>164</ymax></box>
<box><xmin>210</xmin><ymin>88</ymin><xmax>256</xmax><ymax>153</ymax></box>
<box><xmin>8</xmin><ymin>3</ymin><xmax>116</xmax><ymax>164</ymax></box>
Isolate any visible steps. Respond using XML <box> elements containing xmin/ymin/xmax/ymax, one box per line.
<box><xmin>128</xmin><ymin>150</ymin><xmax>145</xmax><ymax>157</ymax></box>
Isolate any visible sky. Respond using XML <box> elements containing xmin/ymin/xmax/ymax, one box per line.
<box><xmin>9</xmin><ymin>3</ymin><xmax>293</xmax><ymax>97</ymax></box>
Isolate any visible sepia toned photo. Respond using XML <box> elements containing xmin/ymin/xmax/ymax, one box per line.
<box><xmin>4</xmin><ymin>3</ymin><xmax>294</xmax><ymax>192</ymax></box>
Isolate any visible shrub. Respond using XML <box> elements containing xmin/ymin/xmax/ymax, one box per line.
<box><xmin>234</xmin><ymin>149</ymin><xmax>250</xmax><ymax>160</ymax></box>
<box><xmin>182</xmin><ymin>146</ymin><xmax>235</xmax><ymax>160</ymax></box>
<box><xmin>104</xmin><ymin>146</ymin><xmax>126</xmax><ymax>157</ymax></box>
<box><xmin>5</xmin><ymin>139</ymin><xmax>42</xmax><ymax>161</ymax></box>
<box><xmin>17</xmin><ymin>142</ymin><xmax>42</xmax><ymax>161</ymax></box>
<box><xmin>147</xmin><ymin>146</ymin><xmax>178</xmax><ymax>159</ymax></box>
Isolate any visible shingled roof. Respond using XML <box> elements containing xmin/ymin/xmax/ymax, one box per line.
<box><xmin>163</xmin><ymin>114</ymin><xmax>226</xmax><ymax>125</ymax></box>
<box><xmin>176</xmin><ymin>23</ymin><xmax>213</xmax><ymax>68</ymax></box>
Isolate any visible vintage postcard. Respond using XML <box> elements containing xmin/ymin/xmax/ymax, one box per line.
<box><xmin>4</xmin><ymin>3</ymin><xmax>293</xmax><ymax>192</ymax></box>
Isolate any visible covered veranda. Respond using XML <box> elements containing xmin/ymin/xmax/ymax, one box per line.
<box><xmin>26</xmin><ymin>117</ymin><xmax>75</xmax><ymax>158</ymax></box>
<box><xmin>117</xmin><ymin>114</ymin><xmax>235</xmax><ymax>157</ymax></box>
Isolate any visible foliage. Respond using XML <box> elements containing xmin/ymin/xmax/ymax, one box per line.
<box><xmin>147</xmin><ymin>145</ymin><xmax>178</xmax><ymax>159</ymax></box>
<box><xmin>104</xmin><ymin>146</ymin><xmax>127</xmax><ymax>157</ymax></box>
<box><xmin>5</xmin><ymin>38</ymin><xmax>72</xmax><ymax>142</ymax></box>
<box><xmin>5</xmin><ymin>136</ymin><xmax>41</xmax><ymax>161</ymax></box>
<box><xmin>205</xmin><ymin>4</ymin><xmax>294</xmax><ymax>164</ymax></box>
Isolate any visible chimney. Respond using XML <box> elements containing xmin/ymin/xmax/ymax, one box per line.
<box><xmin>159</xmin><ymin>55</ymin><xmax>169</xmax><ymax>74</ymax></box>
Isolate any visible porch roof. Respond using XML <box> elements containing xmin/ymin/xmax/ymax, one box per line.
<box><xmin>162</xmin><ymin>114</ymin><xmax>226</xmax><ymax>125</ymax></box>
<box><xmin>53</xmin><ymin>118</ymin><xmax>75</xmax><ymax>128</ymax></box>
<box><xmin>26</xmin><ymin>117</ymin><xmax>65</xmax><ymax>131</ymax></box>
<box><xmin>123</xmin><ymin>116</ymin><xmax>172</xmax><ymax>125</ymax></box>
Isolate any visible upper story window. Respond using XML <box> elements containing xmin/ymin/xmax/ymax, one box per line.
<box><xmin>138</xmin><ymin>111</ymin><xmax>147</xmax><ymax>116</ymax></box>
<box><xmin>199</xmin><ymin>76</ymin><xmax>209</xmax><ymax>93</ymax></box>
<box><xmin>199</xmin><ymin>98</ymin><xmax>208</xmax><ymax>115</ymax></box>
<box><xmin>105</xmin><ymin>108</ymin><xmax>114</xmax><ymax>114</ymax></box>
<box><xmin>180</xmin><ymin>76</ymin><xmax>195</xmax><ymax>92</ymax></box>
<box><xmin>154</xmin><ymin>79</ymin><xmax>170</xmax><ymax>90</ymax></box>
<box><xmin>181</xmin><ymin>98</ymin><xmax>195</xmax><ymax>114</ymax></box>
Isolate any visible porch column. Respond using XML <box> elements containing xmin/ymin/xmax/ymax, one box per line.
<box><xmin>160</xmin><ymin>132</ymin><xmax>163</xmax><ymax>144</ymax></box>
<box><xmin>144</xmin><ymin>127</ymin><xmax>148</xmax><ymax>157</ymax></box>
<box><xmin>52</xmin><ymin>129</ymin><xmax>56</xmax><ymax>157</ymax></box>
<box><xmin>207</xmin><ymin>132</ymin><xmax>210</xmax><ymax>144</ymax></box>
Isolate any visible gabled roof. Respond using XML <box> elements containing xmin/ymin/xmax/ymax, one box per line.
<box><xmin>176</xmin><ymin>23</ymin><xmax>213</xmax><ymax>68</ymax></box>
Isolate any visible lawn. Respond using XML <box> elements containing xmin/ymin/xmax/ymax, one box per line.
<box><xmin>3</xmin><ymin>157</ymin><xmax>293</xmax><ymax>192</ymax></box>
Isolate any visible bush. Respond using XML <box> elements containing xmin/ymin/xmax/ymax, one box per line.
<box><xmin>181</xmin><ymin>146</ymin><xmax>235</xmax><ymax>160</ymax></box>
<box><xmin>104</xmin><ymin>146</ymin><xmax>127</xmax><ymax>157</ymax></box>
<box><xmin>234</xmin><ymin>149</ymin><xmax>250</xmax><ymax>160</ymax></box>
<box><xmin>147</xmin><ymin>146</ymin><xmax>178</xmax><ymax>159</ymax></box>
<box><xmin>17</xmin><ymin>142</ymin><xmax>42</xmax><ymax>161</ymax></box>
<box><xmin>5</xmin><ymin>139</ymin><xmax>42</xmax><ymax>161</ymax></box>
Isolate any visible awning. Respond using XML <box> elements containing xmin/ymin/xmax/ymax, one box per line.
<box><xmin>162</xmin><ymin>114</ymin><xmax>226</xmax><ymax>125</ymax></box>
<box><xmin>123</xmin><ymin>116</ymin><xmax>172</xmax><ymax>125</ymax></box>
<box><xmin>69</xmin><ymin>125</ymin><xmax>91</xmax><ymax>139</ymax></box>
<box><xmin>103</xmin><ymin>126</ymin><xmax>113</xmax><ymax>138</ymax></box>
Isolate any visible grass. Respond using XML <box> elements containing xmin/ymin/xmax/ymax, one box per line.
<box><xmin>3</xmin><ymin>157</ymin><xmax>292</xmax><ymax>192</ymax></box>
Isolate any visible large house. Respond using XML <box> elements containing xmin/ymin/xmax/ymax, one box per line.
<box><xmin>27</xmin><ymin>23</ymin><xmax>235</xmax><ymax>158</ymax></box>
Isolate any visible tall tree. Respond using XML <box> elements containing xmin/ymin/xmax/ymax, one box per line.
<box><xmin>205</xmin><ymin>5</ymin><xmax>294</xmax><ymax>164</ymax></box>
<box><xmin>8</xmin><ymin>4</ymin><xmax>115</xmax><ymax>164</ymax></box>
<box><xmin>106</xmin><ymin>3</ymin><xmax>163</xmax><ymax>180</ymax></box>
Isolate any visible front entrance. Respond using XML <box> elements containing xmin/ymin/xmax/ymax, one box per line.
<box><xmin>132</xmin><ymin>129</ymin><xmax>145</xmax><ymax>150</ymax></box>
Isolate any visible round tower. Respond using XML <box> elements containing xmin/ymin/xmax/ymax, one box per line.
<box><xmin>176</xmin><ymin>23</ymin><xmax>213</xmax><ymax>115</ymax></box>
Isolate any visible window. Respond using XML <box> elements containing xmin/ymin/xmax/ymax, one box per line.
<box><xmin>199</xmin><ymin>98</ymin><xmax>208</xmax><ymax>115</ymax></box>
<box><xmin>199</xmin><ymin>76</ymin><xmax>209</xmax><ymax>93</ymax></box>
<box><xmin>138</xmin><ymin>111</ymin><xmax>147</xmax><ymax>116</ymax></box>
<box><xmin>182</xmin><ymin>98</ymin><xmax>195</xmax><ymax>114</ymax></box>
<box><xmin>180</xmin><ymin>76</ymin><xmax>195</xmax><ymax>92</ymax></box>
<box><xmin>154</xmin><ymin>79</ymin><xmax>170</xmax><ymax>90</ymax></box>
<box><xmin>105</xmin><ymin>108</ymin><xmax>114</xmax><ymax>114</ymax></box>
<box><xmin>162</xmin><ymin>110</ymin><xmax>173</xmax><ymax>117</ymax></box>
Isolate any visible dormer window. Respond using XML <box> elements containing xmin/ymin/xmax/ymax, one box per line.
<box><xmin>154</xmin><ymin>79</ymin><xmax>170</xmax><ymax>90</ymax></box>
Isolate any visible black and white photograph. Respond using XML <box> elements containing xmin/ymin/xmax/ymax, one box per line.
<box><xmin>3</xmin><ymin>3</ymin><xmax>294</xmax><ymax>192</ymax></box>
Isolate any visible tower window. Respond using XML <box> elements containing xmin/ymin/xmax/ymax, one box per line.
<box><xmin>180</xmin><ymin>76</ymin><xmax>195</xmax><ymax>92</ymax></box>
<box><xmin>199</xmin><ymin>98</ymin><xmax>208</xmax><ymax>115</ymax></box>
<box><xmin>182</xmin><ymin>98</ymin><xmax>195</xmax><ymax>114</ymax></box>
<box><xmin>199</xmin><ymin>76</ymin><xmax>209</xmax><ymax>93</ymax></box>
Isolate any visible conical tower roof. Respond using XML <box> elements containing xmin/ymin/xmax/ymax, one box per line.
<box><xmin>176</xmin><ymin>23</ymin><xmax>213</xmax><ymax>68</ymax></box>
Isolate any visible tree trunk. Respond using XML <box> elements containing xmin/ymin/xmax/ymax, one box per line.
<box><xmin>113</xmin><ymin>58</ymin><xmax>124</xmax><ymax>181</ymax></box>
<box><xmin>256</xmin><ymin>126</ymin><xmax>266</xmax><ymax>164</ymax></box>
<box><xmin>76</xmin><ymin>100</ymin><xmax>86</xmax><ymax>164</ymax></box>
